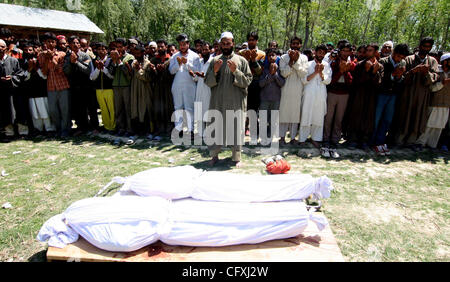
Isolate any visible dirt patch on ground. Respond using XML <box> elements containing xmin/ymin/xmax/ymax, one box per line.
<box><xmin>359</xmin><ymin>203</ymin><xmax>408</xmax><ymax>224</ymax></box>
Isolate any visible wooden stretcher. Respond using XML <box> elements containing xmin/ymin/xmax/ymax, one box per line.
<box><xmin>46</xmin><ymin>214</ymin><xmax>344</xmax><ymax>262</ymax></box>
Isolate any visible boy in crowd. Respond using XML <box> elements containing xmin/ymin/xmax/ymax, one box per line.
<box><xmin>90</xmin><ymin>42</ymin><xmax>115</xmax><ymax>133</ymax></box>
<box><xmin>258</xmin><ymin>48</ymin><xmax>285</xmax><ymax>145</ymax></box>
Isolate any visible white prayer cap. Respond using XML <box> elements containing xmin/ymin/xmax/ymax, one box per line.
<box><xmin>220</xmin><ymin>32</ymin><xmax>234</xmax><ymax>42</ymax></box>
<box><xmin>0</xmin><ymin>39</ymin><xmax>6</xmax><ymax>47</ymax></box>
<box><xmin>440</xmin><ymin>53</ymin><xmax>450</xmax><ymax>62</ymax></box>
<box><xmin>383</xmin><ymin>41</ymin><xmax>394</xmax><ymax>48</ymax></box>
<box><xmin>149</xmin><ymin>41</ymin><xmax>157</xmax><ymax>48</ymax></box>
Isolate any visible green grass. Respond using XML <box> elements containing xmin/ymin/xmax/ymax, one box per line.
<box><xmin>0</xmin><ymin>136</ymin><xmax>449</xmax><ymax>261</ymax></box>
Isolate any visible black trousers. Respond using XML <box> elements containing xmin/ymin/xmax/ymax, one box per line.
<box><xmin>71</xmin><ymin>86</ymin><xmax>99</xmax><ymax>131</ymax></box>
<box><xmin>0</xmin><ymin>92</ymin><xmax>13</xmax><ymax>128</ymax></box>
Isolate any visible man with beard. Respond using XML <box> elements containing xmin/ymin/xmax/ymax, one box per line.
<box><xmin>393</xmin><ymin>37</ymin><xmax>440</xmax><ymax>150</ymax></box>
<box><xmin>146</xmin><ymin>41</ymin><xmax>157</xmax><ymax>60</ymax></box>
<box><xmin>169</xmin><ymin>34</ymin><xmax>201</xmax><ymax>139</ymax></box>
<box><xmin>321</xmin><ymin>42</ymin><xmax>356</xmax><ymax>158</ymax></box>
<box><xmin>278</xmin><ymin>36</ymin><xmax>308</xmax><ymax>145</ymax></box>
<box><xmin>380</xmin><ymin>41</ymin><xmax>393</xmax><ymax>58</ymax></box>
<box><xmin>21</xmin><ymin>41</ymin><xmax>55</xmax><ymax>135</ymax></box>
<box><xmin>149</xmin><ymin>39</ymin><xmax>174</xmax><ymax>140</ymax></box>
<box><xmin>63</xmin><ymin>35</ymin><xmax>97</xmax><ymax>136</ymax></box>
<box><xmin>194</xmin><ymin>42</ymin><xmax>213</xmax><ymax>137</ymax></box>
<box><xmin>345</xmin><ymin>43</ymin><xmax>383</xmax><ymax>150</ymax></box>
<box><xmin>130</xmin><ymin>45</ymin><xmax>154</xmax><ymax>141</ymax></box>
<box><xmin>205</xmin><ymin>32</ymin><xmax>252</xmax><ymax>168</ymax></box>
<box><xmin>0</xmin><ymin>39</ymin><xmax>26</xmax><ymax>140</ymax></box>
<box><xmin>239</xmin><ymin>32</ymin><xmax>265</xmax><ymax>137</ymax></box>
<box><xmin>299</xmin><ymin>44</ymin><xmax>332</xmax><ymax>148</ymax></box>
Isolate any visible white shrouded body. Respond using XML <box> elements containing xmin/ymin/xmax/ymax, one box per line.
<box><xmin>114</xmin><ymin>166</ymin><xmax>333</xmax><ymax>202</ymax></box>
<box><xmin>37</xmin><ymin>196</ymin><xmax>328</xmax><ymax>252</ymax></box>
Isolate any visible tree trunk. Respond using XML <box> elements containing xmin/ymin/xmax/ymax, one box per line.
<box><xmin>303</xmin><ymin>0</ymin><xmax>311</xmax><ymax>50</ymax></box>
<box><xmin>293</xmin><ymin>0</ymin><xmax>301</xmax><ymax>36</ymax></box>
<box><xmin>361</xmin><ymin>9</ymin><xmax>372</xmax><ymax>44</ymax></box>
<box><xmin>442</xmin><ymin>17</ymin><xmax>449</xmax><ymax>50</ymax></box>
<box><xmin>284</xmin><ymin>4</ymin><xmax>295</xmax><ymax>50</ymax></box>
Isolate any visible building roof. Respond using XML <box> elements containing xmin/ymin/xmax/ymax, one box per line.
<box><xmin>0</xmin><ymin>3</ymin><xmax>104</xmax><ymax>34</ymax></box>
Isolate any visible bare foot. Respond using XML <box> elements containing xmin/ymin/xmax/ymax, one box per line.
<box><xmin>234</xmin><ymin>161</ymin><xmax>243</xmax><ymax>168</ymax></box>
<box><xmin>209</xmin><ymin>156</ymin><xmax>219</xmax><ymax>166</ymax></box>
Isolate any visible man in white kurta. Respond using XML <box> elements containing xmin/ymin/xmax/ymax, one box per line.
<box><xmin>194</xmin><ymin>43</ymin><xmax>213</xmax><ymax>136</ymax></box>
<box><xmin>299</xmin><ymin>45</ymin><xmax>332</xmax><ymax>146</ymax></box>
<box><xmin>279</xmin><ymin>37</ymin><xmax>308</xmax><ymax>144</ymax></box>
<box><xmin>169</xmin><ymin>34</ymin><xmax>201</xmax><ymax>136</ymax></box>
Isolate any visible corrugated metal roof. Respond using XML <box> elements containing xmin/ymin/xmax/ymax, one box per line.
<box><xmin>0</xmin><ymin>3</ymin><xmax>104</xmax><ymax>34</ymax></box>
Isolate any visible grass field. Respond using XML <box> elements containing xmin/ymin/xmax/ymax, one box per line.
<box><xmin>0</xmin><ymin>134</ymin><xmax>448</xmax><ymax>262</ymax></box>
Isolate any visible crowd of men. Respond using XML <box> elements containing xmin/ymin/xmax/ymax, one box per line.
<box><xmin>0</xmin><ymin>27</ymin><xmax>449</xmax><ymax>167</ymax></box>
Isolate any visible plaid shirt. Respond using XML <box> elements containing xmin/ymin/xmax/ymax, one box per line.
<box><xmin>39</xmin><ymin>50</ymin><xmax>70</xmax><ymax>91</ymax></box>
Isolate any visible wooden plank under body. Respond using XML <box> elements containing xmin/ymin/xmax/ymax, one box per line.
<box><xmin>46</xmin><ymin>214</ymin><xmax>344</xmax><ymax>262</ymax></box>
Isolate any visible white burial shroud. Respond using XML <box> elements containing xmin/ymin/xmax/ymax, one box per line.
<box><xmin>37</xmin><ymin>196</ymin><xmax>328</xmax><ymax>252</ymax></box>
<box><xmin>102</xmin><ymin>166</ymin><xmax>334</xmax><ymax>202</ymax></box>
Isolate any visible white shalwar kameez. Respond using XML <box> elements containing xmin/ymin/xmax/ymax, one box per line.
<box><xmin>169</xmin><ymin>49</ymin><xmax>201</xmax><ymax>132</ymax></box>
<box><xmin>194</xmin><ymin>56</ymin><xmax>212</xmax><ymax>135</ymax></box>
<box><xmin>278</xmin><ymin>52</ymin><xmax>308</xmax><ymax>139</ymax></box>
<box><xmin>299</xmin><ymin>60</ymin><xmax>332</xmax><ymax>142</ymax></box>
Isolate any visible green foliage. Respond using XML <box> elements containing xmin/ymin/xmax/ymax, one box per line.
<box><xmin>1</xmin><ymin>0</ymin><xmax>448</xmax><ymax>50</ymax></box>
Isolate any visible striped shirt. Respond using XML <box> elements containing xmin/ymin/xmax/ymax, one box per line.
<box><xmin>39</xmin><ymin>50</ymin><xmax>70</xmax><ymax>92</ymax></box>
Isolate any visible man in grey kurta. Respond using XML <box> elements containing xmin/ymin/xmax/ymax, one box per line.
<box><xmin>205</xmin><ymin>32</ymin><xmax>253</xmax><ymax>167</ymax></box>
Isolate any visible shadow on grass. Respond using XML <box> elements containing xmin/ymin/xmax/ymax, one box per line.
<box><xmin>4</xmin><ymin>133</ymin><xmax>449</xmax><ymax>165</ymax></box>
<box><xmin>28</xmin><ymin>250</ymin><xmax>47</xmax><ymax>262</ymax></box>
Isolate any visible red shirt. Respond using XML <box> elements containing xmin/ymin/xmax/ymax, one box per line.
<box><xmin>39</xmin><ymin>50</ymin><xmax>70</xmax><ymax>92</ymax></box>
<box><xmin>156</xmin><ymin>53</ymin><xmax>171</xmax><ymax>63</ymax></box>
